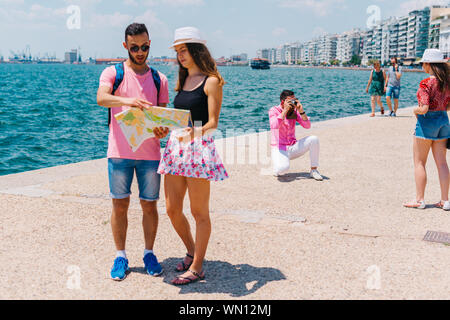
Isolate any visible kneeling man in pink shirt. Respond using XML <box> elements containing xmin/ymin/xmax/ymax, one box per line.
<box><xmin>269</xmin><ymin>90</ymin><xmax>323</xmax><ymax>180</ymax></box>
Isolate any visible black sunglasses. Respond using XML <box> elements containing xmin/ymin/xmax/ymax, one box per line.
<box><xmin>129</xmin><ymin>44</ymin><xmax>150</xmax><ymax>53</ymax></box>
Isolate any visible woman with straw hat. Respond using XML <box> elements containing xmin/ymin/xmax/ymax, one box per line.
<box><xmin>404</xmin><ymin>49</ymin><xmax>450</xmax><ymax>211</ymax></box>
<box><xmin>158</xmin><ymin>27</ymin><xmax>228</xmax><ymax>285</ymax></box>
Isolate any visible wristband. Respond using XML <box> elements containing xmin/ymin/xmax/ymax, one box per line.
<box><xmin>300</xmin><ymin>112</ymin><xmax>306</xmax><ymax>115</ymax></box>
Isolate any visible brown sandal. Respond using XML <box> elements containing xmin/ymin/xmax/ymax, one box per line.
<box><xmin>175</xmin><ymin>253</ymin><xmax>194</xmax><ymax>272</ymax></box>
<box><xmin>171</xmin><ymin>269</ymin><xmax>205</xmax><ymax>286</ymax></box>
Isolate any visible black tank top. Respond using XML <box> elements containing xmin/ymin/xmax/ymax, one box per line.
<box><xmin>174</xmin><ymin>77</ymin><xmax>209</xmax><ymax>127</ymax></box>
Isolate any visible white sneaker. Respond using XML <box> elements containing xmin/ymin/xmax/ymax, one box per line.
<box><xmin>433</xmin><ymin>201</ymin><xmax>450</xmax><ymax>211</ymax></box>
<box><xmin>310</xmin><ymin>169</ymin><xmax>323</xmax><ymax>181</ymax></box>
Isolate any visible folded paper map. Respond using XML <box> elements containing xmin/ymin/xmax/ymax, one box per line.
<box><xmin>115</xmin><ymin>106</ymin><xmax>192</xmax><ymax>152</ymax></box>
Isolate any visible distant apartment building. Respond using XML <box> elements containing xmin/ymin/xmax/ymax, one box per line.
<box><xmin>386</xmin><ymin>18</ymin><xmax>400</xmax><ymax>60</ymax></box>
<box><xmin>407</xmin><ymin>8</ymin><xmax>430</xmax><ymax>58</ymax></box>
<box><xmin>275</xmin><ymin>46</ymin><xmax>282</xmax><ymax>63</ymax></box>
<box><xmin>429</xmin><ymin>16</ymin><xmax>443</xmax><ymax>49</ymax></box>
<box><xmin>275</xmin><ymin>44</ymin><xmax>291</xmax><ymax>64</ymax></box>
<box><xmin>268</xmin><ymin>48</ymin><xmax>277</xmax><ymax>63</ymax></box>
<box><xmin>440</xmin><ymin>16</ymin><xmax>450</xmax><ymax>58</ymax></box>
<box><xmin>429</xmin><ymin>6</ymin><xmax>450</xmax><ymax>57</ymax></box>
<box><xmin>314</xmin><ymin>34</ymin><xmax>337</xmax><ymax>63</ymax></box>
<box><xmin>256</xmin><ymin>49</ymin><xmax>268</xmax><ymax>59</ymax></box>
<box><xmin>336</xmin><ymin>29</ymin><xmax>363</xmax><ymax>63</ymax></box>
<box><xmin>362</xmin><ymin>28</ymin><xmax>374</xmax><ymax>65</ymax></box>
<box><xmin>287</xmin><ymin>42</ymin><xmax>302</xmax><ymax>64</ymax></box>
<box><xmin>397</xmin><ymin>16</ymin><xmax>409</xmax><ymax>59</ymax></box>
<box><xmin>307</xmin><ymin>40</ymin><xmax>320</xmax><ymax>64</ymax></box>
<box><xmin>300</xmin><ymin>43</ymin><xmax>310</xmax><ymax>63</ymax></box>
<box><xmin>64</xmin><ymin>49</ymin><xmax>78</xmax><ymax>64</ymax></box>
<box><xmin>324</xmin><ymin>34</ymin><xmax>338</xmax><ymax>62</ymax></box>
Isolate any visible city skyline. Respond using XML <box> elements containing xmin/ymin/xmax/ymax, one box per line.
<box><xmin>1</xmin><ymin>0</ymin><xmax>450</xmax><ymax>61</ymax></box>
<box><xmin>257</xmin><ymin>4</ymin><xmax>450</xmax><ymax>65</ymax></box>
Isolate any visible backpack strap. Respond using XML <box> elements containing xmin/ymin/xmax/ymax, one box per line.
<box><xmin>108</xmin><ymin>62</ymin><xmax>125</xmax><ymax>126</ymax></box>
<box><xmin>150</xmin><ymin>67</ymin><xmax>161</xmax><ymax>106</ymax></box>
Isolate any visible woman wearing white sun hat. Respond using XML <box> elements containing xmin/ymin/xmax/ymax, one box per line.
<box><xmin>158</xmin><ymin>26</ymin><xmax>228</xmax><ymax>285</ymax></box>
<box><xmin>404</xmin><ymin>49</ymin><xmax>450</xmax><ymax>211</ymax></box>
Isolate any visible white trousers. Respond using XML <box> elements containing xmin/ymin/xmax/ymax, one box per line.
<box><xmin>271</xmin><ymin>136</ymin><xmax>320</xmax><ymax>176</ymax></box>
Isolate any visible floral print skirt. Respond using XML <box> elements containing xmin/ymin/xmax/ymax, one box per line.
<box><xmin>158</xmin><ymin>130</ymin><xmax>229</xmax><ymax>182</ymax></box>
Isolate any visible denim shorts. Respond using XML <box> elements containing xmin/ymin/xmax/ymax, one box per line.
<box><xmin>415</xmin><ymin>111</ymin><xmax>450</xmax><ymax>141</ymax></box>
<box><xmin>108</xmin><ymin>158</ymin><xmax>161</xmax><ymax>201</ymax></box>
<box><xmin>386</xmin><ymin>86</ymin><xmax>401</xmax><ymax>99</ymax></box>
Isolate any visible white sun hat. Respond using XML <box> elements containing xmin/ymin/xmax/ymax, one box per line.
<box><xmin>169</xmin><ymin>26</ymin><xmax>207</xmax><ymax>49</ymax></box>
<box><xmin>419</xmin><ymin>49</ymin><xmax>448</xmax><ymax>63</ymax></box>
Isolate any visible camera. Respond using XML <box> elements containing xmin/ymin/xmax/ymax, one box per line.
<box><xmin>288</xmin><ymin>99</ymin><xmax>298</xmax><ymax>107</ymax></box>
<box><xmin>286</xmin><ymin>100</ymin><xmax>297</xmax><ymax>119</ymax></box>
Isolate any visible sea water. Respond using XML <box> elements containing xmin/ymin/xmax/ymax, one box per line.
<box><xmin>0</xmin><ymin>64</ymin><xmax>427</xmax><ymax>176</ymax></box>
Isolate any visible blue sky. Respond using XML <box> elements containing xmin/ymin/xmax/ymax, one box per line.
<box><xmin>0</xmin><ymin>0</ymin><xmax>449</xmax><ymax>60</ymax></box>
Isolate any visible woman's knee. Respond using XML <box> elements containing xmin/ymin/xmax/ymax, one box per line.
<box><xmin>191</xmin><ymin>210</ymin><xmax>211</xmax><ymax>225</ymax></box>
<box><xmin>166</xmin><ymin>205</ymin><xmax>184</xmax><ymax>220</ymax></box>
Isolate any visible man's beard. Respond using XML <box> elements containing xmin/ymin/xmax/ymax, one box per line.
<box><xmin>129</xmin><ymin>51</ymin><xmax>149</xmax><ymax>65</ymax></box>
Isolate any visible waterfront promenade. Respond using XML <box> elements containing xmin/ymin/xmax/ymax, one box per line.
<box><xmin>0</xmin><ymin>106</ymin><xmax>449</xmax><ymax>300</ymax></box>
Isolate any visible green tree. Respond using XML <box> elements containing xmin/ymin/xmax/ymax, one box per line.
<box><xmin>330</xmin><ymin>59</ymin><xmax>340</xmax><ymax>66</ymax></box>
<box><xmin>349</xmin><ymin>55</ymin><xmax>362</xmax><ymax>66</ymax></box>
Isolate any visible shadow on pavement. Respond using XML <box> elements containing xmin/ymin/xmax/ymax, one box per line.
<box><xmin>277</xmin><ymin>172</ymin><xmax>330</xmax><ymax>183</ymax></box>
<box><xmin>161</xmin><ymin>258</ymin><xmax>286</xmax><ymax>297</ymax></box>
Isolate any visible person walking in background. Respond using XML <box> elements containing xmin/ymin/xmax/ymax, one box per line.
<box><xmin>97</xmin><ymin>23</ymin><xmax>170</xmax><ymax>281</ymax></box>
<box><xmin>403</xmin><ymin>49</ymin><xmax>450</xmax><ymax>211</ymax></box>
<box><xmin>269</xmin><ymin>90</ymin><xmax>323</xmax><ymax>181</ymax></box>
<box><xmin>157</xmin><ymin>27</ymin><xmax>228</xmax><ymax>285</ymax></box>
<box><xmin>385</xmin><ymin>57</ymin><xmax>403</xmax><ymax>117</ymax></box>
<box><xmin>365</xmin><ymin>60</ymin><xmax>387</xmax><ymax>117</ymax></box>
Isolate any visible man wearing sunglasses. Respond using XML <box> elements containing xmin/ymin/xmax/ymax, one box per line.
<box><xmin>97</xmin><ymin>23</ymin><xmax>170</xmax><ymax>281</ymax></box>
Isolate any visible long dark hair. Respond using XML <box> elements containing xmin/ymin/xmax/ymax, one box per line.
<box><xmin>429</xmin><ymin>63</ymin><xmax>450</xmax><ymax>92</ymax></box>
<box><xmin>175</xmin><ymin>43</ymin><xmax>225</xmax><ymax>92</ymax></box>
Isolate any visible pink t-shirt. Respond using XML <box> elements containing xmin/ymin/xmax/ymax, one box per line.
<box><xmin>99</xmin><ymin>64</ymin><xmax>170</xmax><ymax>161</ymax></box>
<box><xmin>269</xmin><ymin>104</ymin><xmax>311</xmax><ymax>151</ymax></box>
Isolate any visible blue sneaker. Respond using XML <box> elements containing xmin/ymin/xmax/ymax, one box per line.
<box><xmin>110</xmin><ymin>257</ymin><xmax>130</xmax><ymax>281</ymax></box>
<box><xmin>143</xmin><ymin>252</ymin><xmax>163</xmax><ymax>277</ymax></box>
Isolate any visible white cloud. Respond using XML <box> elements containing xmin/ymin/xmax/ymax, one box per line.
<box><xmin>124</xmin><ymin>0</ymin><xmax>139</xmax><ymax>5</ymax></box>
<box><xmin>142</xmin><ymin>0</ymin><xmax>204</xmax><ymax>6</ymax></box>
<box><xmin>312</xmin><ymin>26</ymin><xmax>327</xmax><ymax>36</ymax></box>
<box><xmin>86</xmin><ymin>12</ymin><xmax>133</xmax><ymax>28</ymax></box>
<box><xmin>0</xmin><ymin>4</ymin><xmax>66</xmax><ymax>25</ymax></box>
<box><xmin>63</xmin><ymin>0</ymin><xmax>102</xmax><ymax>6</ymax></box>
<box><xmin>134</xmin><ymin>9</ymin><xmax>171</xmax><ymax>38</ymax></box>
<box><xmin>0</xmin><ymin>0</ymin><xmax>24</xmax><ymax>5</ymax></box>
<box><xmin>272</xmin><ymin>27</ymin><xmax>287</xmax><ymax>36</ymax></box>
<box><xmin>278</xmin><ymin>0</ymin><xmax>345</xmax><ymax>17</ymax></box>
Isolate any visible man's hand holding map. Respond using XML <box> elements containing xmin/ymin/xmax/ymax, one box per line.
<box><xmin>115</xmin><ymin>106</ymin><xmax>192</xmax><ymax>152</ymax></box>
